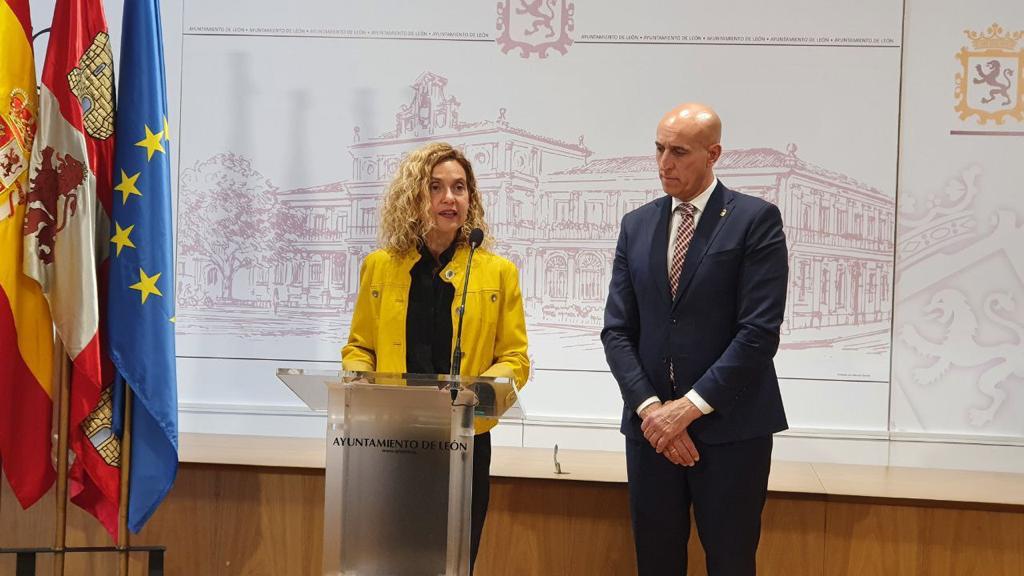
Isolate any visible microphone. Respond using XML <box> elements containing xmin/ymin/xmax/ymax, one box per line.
<box><xmin>450</xmin><ymin>228</ymin><xmax>484</xmax><ymax>402</ymax></box>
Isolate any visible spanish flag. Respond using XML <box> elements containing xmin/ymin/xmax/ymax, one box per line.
<box><xmin>0</xmin><ymin>0</ymin><xmax>56</xmax><ymax>508</ymax></box>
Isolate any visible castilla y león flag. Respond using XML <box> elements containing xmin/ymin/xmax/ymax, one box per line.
<box><xmin>24</xmin><ymin>0</ymin><xmax>119</xmax><ymax>537</ymax></box>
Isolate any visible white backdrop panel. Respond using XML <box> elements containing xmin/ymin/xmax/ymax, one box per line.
<box><xmin>892</xmin><ymin>0</ymin><xmax>1024</xmax><ymax>440</ymax></box>
<box><xmin>172</xmin><ymin>2</ymin><xmax>902</xmax><ymax>435</ymax></box>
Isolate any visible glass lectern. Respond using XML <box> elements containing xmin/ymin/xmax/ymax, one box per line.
<box><xmin>277</xmin><ymin>369</ymin><xmax>519</xmax><ymax>576</ymax></box>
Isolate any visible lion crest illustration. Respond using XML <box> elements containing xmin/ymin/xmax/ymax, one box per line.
<box><xmin>901</xmin><ymin>288</ymin><xmax>1024</xmax><ymax>426</ymax></box>
<box><xmin>22</xmin><ymin>146</ymin><xmax>87</xmax><ymax>264</ymax></box>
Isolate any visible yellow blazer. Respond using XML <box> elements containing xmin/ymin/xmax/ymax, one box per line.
<box><xmin>342</xmin><ymin>245</ymin><xmax>530</xmax><ymax>433</ymax></box>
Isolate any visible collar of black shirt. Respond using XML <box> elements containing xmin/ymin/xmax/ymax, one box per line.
<box><xmin>417</xmin><ymin>239</ymin><xmax>458</xmax><ymax>271</ymax></box>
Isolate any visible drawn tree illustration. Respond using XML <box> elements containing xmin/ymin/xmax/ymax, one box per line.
<box><xmin>178</xmin><ymin>153</ymin><xmax>304</xmax><ymax>301</ymax></box>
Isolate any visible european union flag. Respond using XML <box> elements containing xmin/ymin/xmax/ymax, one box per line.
<box><xmin>107</xmin><ymin>0</ymin><xmax>178</xmax><ymax>532</ymax></box>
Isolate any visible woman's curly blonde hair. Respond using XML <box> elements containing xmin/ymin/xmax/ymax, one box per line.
<box><xmin>378</xmin><ymin>142</ymin><xmax>491</xmax><ymax>254</ymax></box>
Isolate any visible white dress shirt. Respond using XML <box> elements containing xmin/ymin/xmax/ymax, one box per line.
<box><xmin>636</xmin><ymin>176</ymin><xmax>718</xmax><ymax>417</ymax></box>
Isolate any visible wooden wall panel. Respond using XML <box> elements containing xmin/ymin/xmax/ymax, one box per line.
<box><xmin>757</xmin><ymin>496</ymin><xmax>826</xmax><ymax>576</ymax></box>
<box><xmin>824</xmin><ymin>500</ymin><xmax>1024</xmax><ymax>576</ymax></box>
<box><xmin>475</xmin><ymin>477</ymin><xmax>636</xmax><ymax>575</ymax></box>
<box><xmin>131</xmin><ymin>464</ymin><xmax>325</xmax><ymax>576</ymax></box>
<box><xmin>1</xmin><ymin>471</ymin><xmax>53</xmax><ymax>547</ymax></box>
<box><xmin>5</xmin><ymin>467</ymin><xmax>1024</xmax><ymax>576</ymax></box>
<box><xmin>3</xmin><ymin>466</ymin><xmax>325</xmax><ymax>576</ymax></box>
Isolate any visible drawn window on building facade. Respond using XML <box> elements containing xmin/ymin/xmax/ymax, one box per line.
<box><xmin>837</xmin><ymin>210</ymin><xmax>847</xmax><ymax>235</ymax></box>
<box><xmin>291</xmin><ymin>262</ymin><xmax>304</xmax><ymax>285</ymax></box>
<box><xmin>312</xmin><ymin>213</ymin><xmax>327</xmax><ymax>231</ymax></box>
<box><xmin>851</xmin><ymin>266</ymin><xmax>862</xmax><ymax>313</ymax></box>
<box><xmin>819</xmin><ymin>206</ymin><xmax>829</xmax><ymax>232</ymax></box>
<box><xmin>836</xmin><ymin>265</ymin><xmax>846</xmax><ymax>307</ymax></box>
<box><xmin>881</xmin><ymin>273</ymin><xmax>890</xmax><ymax>303</ymax></box>
<box><xmin>206</xmin><ymin>267</ymin><xmax>217</xmax><ymax>286</ymax></box>
<box><xmin>545</xmin><ymin>255</ymin><xmax>568</xmax><ymax>299</ymax></box>
<box><xmin>854</xmin><ymin>213</ymin><xmax>863</xmax><ymax>237</ymax></box>
<box><xmin>331</xmin><ymin>254</ymin><xmax>346</xmax><ymax>286</ymax></box>
<box><xmin>797</xmin><ymin>259</ymin><xmax>810</xmax><ymax>303</ymax></box>
<box><xmin>310</xmin><ymin>262</ymin><xmax>323</xmax><ymax>284</ymax></box>
<box><xmin>820</xmin><ymin>267</ymin><xmax>830</xmax><ymax>306</ymax></box>
<box><xmin>275</xmin><ymin>264</ymin><xmax>287</xmax><ymax>285</ymax></box>
<box><xmin>510</xmin><ymin>200</ymin><xmax>522</xmax><ymax>223</ymax></box>
<box><xmin>867</xmin><ymin>214</ymin><xmax>876</xmax><ymax>239</ymax></box>
<box><xmin>867</xmin><ymin>272</ymin><xmax>876</xmax><ymax>304</ymax></box>
<box><xmin>255</xmin><ymin>267</ymin><xmax>269</xmax><ymax>286</ymax></box>
<box><xmin>554</xmin><ymin>200</ymin><xmax>571</xmax><ymax>223</ymax></box>
<box><xmin>577</xmin><ymin>253</ymin><xmax>603</xmax><ymax>301</ymax></box>
<box><xmin>585</xmin><ymin>201</ymin><xmax>603</xmax><ymax>225</ymax></box>
<box><xmin>360</xmin><ymin>207</ymin><xmax>377</xmax><ymax>227</ymax></box>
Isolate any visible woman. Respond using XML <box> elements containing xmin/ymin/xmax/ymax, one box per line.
<box><xmin>342</xmin><ymin>141</ymin><xmax>530</xmax><ymax>570</ymax></box>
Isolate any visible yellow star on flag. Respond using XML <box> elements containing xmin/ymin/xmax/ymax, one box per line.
<box><xmin>115</xmin><ymin>170</ymin><xmax>142</xmax><ymax>205</ymax></box>
<box><xmin>135</xmin><ymin>124</ymin><xmax>166</xmax><ymax>161</ymax></box>
<box><xmin>130</xmin><ymin>268</ymin><xmax>163</xmax><ymax>304</ymax></box>
<box><xmin>163</xmin><ymin>116</ymin><xmax>171</xmax><ymax>143</ymax></box>
<box><xmin>110</xmin><ymin>222</ymin><xmax>136</xmax><ymax>256</ymax></box>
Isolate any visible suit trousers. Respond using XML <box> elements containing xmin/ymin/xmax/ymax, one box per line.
<box><xmin>625</xmin><ymin>433</ymin><xmax>773</xmax><ymax>576</ymax></box>
<box><xmin>470</xmin><ymin>431</ymin><xmax>491</xmax><ymax>573</ymax></box>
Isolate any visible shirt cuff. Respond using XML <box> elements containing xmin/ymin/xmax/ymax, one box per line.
<box><xmin>636</xmin><ymin>396</ymin><xmax>661</xmax><ymax>416</ymax></box>
<box><xmin>685</xmin><ymin>389</ymin><xmax>714</xmax><ymax>415</ymax></box>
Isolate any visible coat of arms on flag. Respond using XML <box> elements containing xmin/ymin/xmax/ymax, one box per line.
<box><xmin>955</xmin><ymin>23</ymin><xmax>1024</xmax><ymax>125</ymax></box>
<box><xmin>0</xmin><ymin>89</ymin><xmax>34</xmax><ymax>200</ymax></box>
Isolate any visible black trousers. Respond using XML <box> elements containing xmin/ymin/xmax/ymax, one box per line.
<box><xmin>625</xmin><ymin>434</ymin><xmax>773</xmax><ymax>576</ymax></box>
<box><xmin>470</xmin><ymin>431</ymin><xmax>491</xmax><ymax>573</ymax></box>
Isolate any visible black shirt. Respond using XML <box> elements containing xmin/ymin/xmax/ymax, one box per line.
<box><xmin>405</xmin><ymin>242</ymin><xmax>456</xmax><ymax>375</ymax></box>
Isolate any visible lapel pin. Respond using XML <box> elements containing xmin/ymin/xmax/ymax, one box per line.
<box><xmin>720</xmin><ymin>208</ymin><xmax>728</xmax><ymax>217</ymax></box>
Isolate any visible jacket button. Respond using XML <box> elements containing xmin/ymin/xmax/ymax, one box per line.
<box><xmin>371</xmin><ymin>290</ymin><xmax>379</xmax><ymax>298</ymax></box>
<box><xmin>445</xmin><ymin>270</ymin><xmax>455</xmax><ymax>279</ymax></box>
<box><xmin>670</xmin><ymin>318</ymin><xmax>678</xmax><ymax>325</ymax></box>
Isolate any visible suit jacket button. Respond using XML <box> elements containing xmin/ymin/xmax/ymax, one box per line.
<box><xmin>670</xmin><ymin>318</ymin><xmax>678</xmax><ymax>325</ymax></box>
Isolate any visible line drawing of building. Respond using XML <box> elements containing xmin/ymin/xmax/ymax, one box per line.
<box><xmin>176</xmin><ymin>72</ymin><xmax>894</xmax><ymax>355</ymax></box>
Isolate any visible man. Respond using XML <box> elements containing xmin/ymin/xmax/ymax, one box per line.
<box><xmin>602</xmin><ymin>103</ymin><xmax>789</xmax><ymax>575</ymax></box>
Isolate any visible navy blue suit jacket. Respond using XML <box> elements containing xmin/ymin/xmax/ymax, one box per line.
<box><xmin>602</xmin><ymin>182</ymin><xmax>789</xmax><ymax>444</ymax></box>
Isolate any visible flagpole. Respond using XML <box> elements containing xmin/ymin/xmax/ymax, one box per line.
<box><xmin>117</xmin><ymin>385</ymin><xmax>134</xmax><ymax>576</ymax></box>
<box><xmin>52</xmin><ymin>343</ymin><xmax>71</xmax><ymax>576</ymax></box>
<box><xmin>117</xmin><ymin>381</ymin><xmax>134</xmax><ymax>573</ymax></box>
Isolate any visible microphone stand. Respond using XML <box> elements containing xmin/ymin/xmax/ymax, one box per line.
<box><xmin>450</xmin><ymin>236</ymin><xmax>481</xmax><ymax>403</ymax></box>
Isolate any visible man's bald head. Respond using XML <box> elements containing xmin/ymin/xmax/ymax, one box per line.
<box><xmin>659</xmin><ymin>103</ymin><xmax>722</xmax><ymax>148</ymax></box>
<box><xmin>655</xmin><ymin>103</ymin><xmax>723</xmax><ymax>201</ymax></box>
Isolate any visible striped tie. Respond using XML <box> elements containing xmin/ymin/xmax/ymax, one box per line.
<box><xmin>670</xmin><ymin>202</ymin><xmax>696</xmax><ymax>299</ymax></box>
<box><xmin>669</xmin><ymin>202</ymin><xmax>695</xmax><ymax>387</ymax></box>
